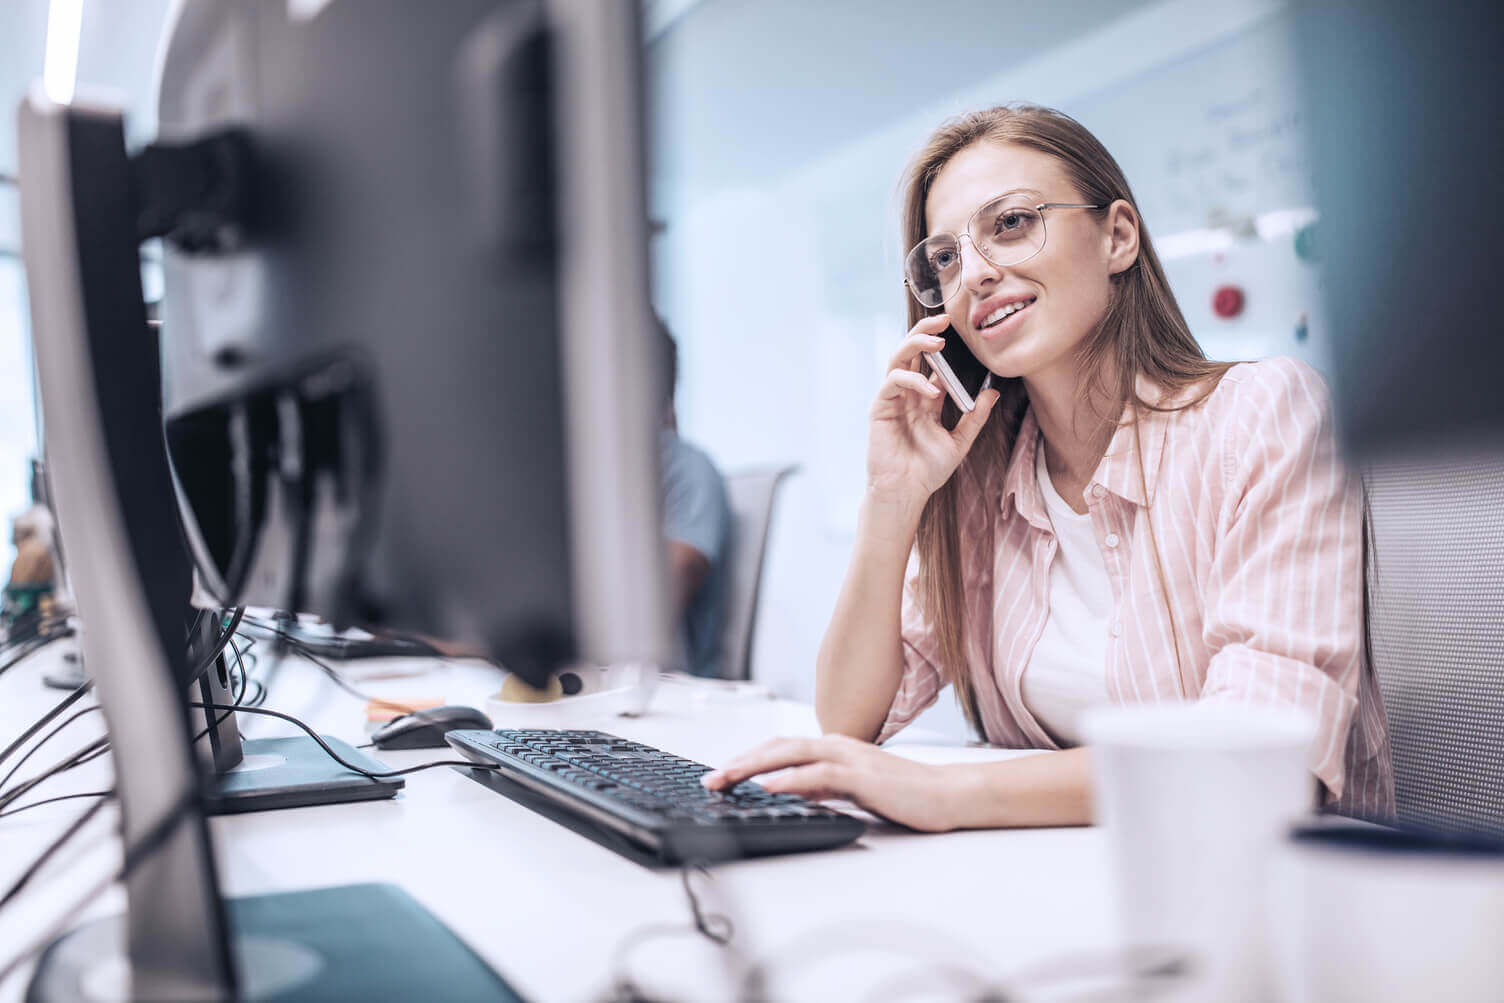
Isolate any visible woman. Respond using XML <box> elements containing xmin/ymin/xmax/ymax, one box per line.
<box><xmin>703</xmin><ymin>105</ymin><xmax>1392</xmax><ymax>829</ymax></box>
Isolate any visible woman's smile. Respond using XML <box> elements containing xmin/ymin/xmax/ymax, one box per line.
<box><xmin>971</xmin><ymin>294</ymin><xmax>1038</xmax><ymax>340</ymax></box>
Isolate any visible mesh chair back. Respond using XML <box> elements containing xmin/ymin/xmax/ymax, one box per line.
<box><xmin>718</xmin><ymin>466</ymin><xmax>796</xmax><ymax>681</ymax></box>
<box><xmin>1365</xmin><ymin>450</ymin><xmax>1504</xmax><ymax>835</ymax></box>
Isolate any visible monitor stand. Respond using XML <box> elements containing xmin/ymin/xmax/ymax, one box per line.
<box><xmin>28</xmin><ymin>884</ymin><xmax>523</xmax><ymax>1003</ymax></box>
<box><xmin>208</xmin><ymin>735</ymin><xmax>403</xmax><ymax>814</ymax></box>
<box><xmin>17</xmin><ymin>92</ymin><xmax>521</xmax><ymax>1002</ymax></box>
<box><xmin>191</xmin><ymin>615</ymin><xmax>405</xmax><ymax>814</ymax></box>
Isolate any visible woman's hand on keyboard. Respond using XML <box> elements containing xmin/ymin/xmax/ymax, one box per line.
<box><xmin>700</xmin><ymin>734</ymin><xmax>965</xmax><ymax>832</ymax></box>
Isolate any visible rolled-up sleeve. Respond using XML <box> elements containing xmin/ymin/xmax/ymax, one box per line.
<box><xmin>1199</xmin><ymin>359</ymin><xmax>1364</xmax><ymax>799</ymax></box>
<box><xmin>874</xmin><ymin>553</ymin><xmax>947</xmax><ymax>744</ymax></box>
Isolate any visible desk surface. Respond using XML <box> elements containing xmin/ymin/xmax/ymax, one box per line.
<box><xmin>0</xmin><ymin>639</ymin><xmax>1117</xmax><ymax>1002</ymax></box>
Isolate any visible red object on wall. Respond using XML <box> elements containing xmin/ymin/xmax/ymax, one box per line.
<box><xmin>1212</xmin><ymin>285</ymin><xmax>1245</xmax><ymax>319</ymax></box>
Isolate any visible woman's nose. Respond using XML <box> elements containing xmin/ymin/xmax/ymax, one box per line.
<box><xmin>958</xmin><ymin>235</ymin><xmax>1001</xmax><ymax>294</ymax></box>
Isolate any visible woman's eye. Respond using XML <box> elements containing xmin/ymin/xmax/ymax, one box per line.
<box><xmin>987</xmin><ymin>209</ymin><xmax>1037</xmax><ymax>243</ymax></box>
<box><xmin>929</xmin><ymin>248</ymin><xmax>958</xmax><ymax>270</ymax></box>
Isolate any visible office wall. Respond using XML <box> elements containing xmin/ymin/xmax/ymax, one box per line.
<box><xmin>647</xmin><ymin>0</ymin><xmax>1323</xmax><ymax>736</ymax></box>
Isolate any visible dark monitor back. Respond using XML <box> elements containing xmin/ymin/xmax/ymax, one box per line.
<box><xmin>154</xmin><ymin>0</ymin><xmax>610</xmax><ymax>684</ymax></box>
<box><xmin>1292</xmin><ymin>1</ymin><xmax>1504</xmax><ymax>458</ymax></box>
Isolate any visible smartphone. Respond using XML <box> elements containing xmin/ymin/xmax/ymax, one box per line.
<box><xmin>925</xmin><ymin>326</ymin><xmax>994</xmax><ymax>413</ymax></box>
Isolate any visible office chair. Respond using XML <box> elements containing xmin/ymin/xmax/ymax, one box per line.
<box><xmin>718</xmin><ymin>465</ymin><xmax>797</xmax><ymax>681</ymax></box>
<box><xmin>1363</xmin><ymin>450</ymin><xmax>1504</xmax><ymax>836</ymax></box>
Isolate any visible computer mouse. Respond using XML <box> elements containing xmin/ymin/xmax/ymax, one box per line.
<box><xmin>370</xmin><ymin>705</ymin><xmax>494</xmax><ymax>750</ymax></box>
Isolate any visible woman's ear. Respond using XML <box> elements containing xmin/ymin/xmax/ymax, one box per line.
<box><xmin>1104</xmin><ymin>198</ymin><xmax>1141</xmax><ymax>276</ymax></box>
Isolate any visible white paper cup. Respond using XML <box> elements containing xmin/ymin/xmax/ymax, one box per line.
<box><xmin>1082</xmin><ymin>703</ymin><xmax>1318</xmax><ymax>1001</ymax></box>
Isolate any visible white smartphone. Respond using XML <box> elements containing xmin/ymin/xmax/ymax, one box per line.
<box><xmin>924</xmin><ymin>327</ymin><xmax>994</xmax><ymax>412</ymax></box>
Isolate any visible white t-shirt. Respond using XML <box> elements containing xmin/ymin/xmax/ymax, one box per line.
<box><xmin>1019</xmin><ymin>443</ymin><xmax>1113</xmax><ymax>746</ymax></box>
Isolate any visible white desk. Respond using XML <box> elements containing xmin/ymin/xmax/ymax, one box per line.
<box><xmin>0</xmin><ymin>639</ymin><xmax>1117</xmax><ymax>1002</ymax></box>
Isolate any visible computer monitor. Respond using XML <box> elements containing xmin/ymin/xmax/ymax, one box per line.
<box><xmin>16</xmin><ymin>0</ymin><xmax>667</xmax><ymax>997</ymax></box>
<box><xmin>1291</xmin><ymin>0</ymin><xmax>1504</xmax><ymax>458</ymax></box>
<box><xmin>156</xmin><ymin>0</ymin><xmax>668</xmax><ymax>687</ymax></box>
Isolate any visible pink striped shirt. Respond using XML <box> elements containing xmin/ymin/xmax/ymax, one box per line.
<box><xmin>880</xmin><ymin>357</ymin><xmax>1394</xmax><ymax>818</ymax></box>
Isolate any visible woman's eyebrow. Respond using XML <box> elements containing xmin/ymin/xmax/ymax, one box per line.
<box><xmin>930</xmin><ymin>188</ymin><xmax>1049</xmax><ymax>235</ymax></box>
<box><xmin>990</xmin><ymin>187</ymin><xmax>1046</xmax><ymax>202</ymax></box>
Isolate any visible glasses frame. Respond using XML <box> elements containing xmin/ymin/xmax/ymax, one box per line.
<box><xmin>903</xmin><ymin>199</ymin><xmax>1106</xmax><ymax>308</ymax></box>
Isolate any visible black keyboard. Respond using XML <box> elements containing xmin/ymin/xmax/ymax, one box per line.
<box><xmin>447</xmin><ymin>728</ymin><xmax>866</xmax><ymax>864</ymax></box>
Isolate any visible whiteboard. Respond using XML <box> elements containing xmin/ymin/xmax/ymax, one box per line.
<box><xmin>1070</xmin><ymin>9</ymin><xmax>1332</xmax><ymax>377</ymax></box>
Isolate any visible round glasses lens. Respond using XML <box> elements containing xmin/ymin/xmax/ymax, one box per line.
<box><xmin>972</xmin><ymin>200</ymin><xmax>1045</xmax><ymax>267</ymax></box>
<box><xmin>904</xmin><ymin>236</ymin><xmax>961</xmax><ymax>307</ymax></box>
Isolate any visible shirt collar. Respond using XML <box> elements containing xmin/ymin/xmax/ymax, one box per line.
<box><xmin>1001</xmin><ymin>408</ymin><xmax>1051</xmax><ymax>531</ymax></box>
<box><xmin>1001</xmin><ymin>375</ymin><xmax>1174</xmax><ymax>521</ymax></box>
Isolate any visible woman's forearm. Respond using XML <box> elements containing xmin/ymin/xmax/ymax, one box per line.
<box><xmin>815</xmin><ymin>494</ymin><xmax>924</xmax><ymax>740</ymax></box>
<box><xmin>942</xmin><ymin>748</ymin><xmax>1094</xmax><ymax>829</ymax></box>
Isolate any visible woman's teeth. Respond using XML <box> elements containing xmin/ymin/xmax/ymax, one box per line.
<box><xmin>980</xmin><ymin>298</ymin><xmax>1035</xmax><ymax>329</ymax></box>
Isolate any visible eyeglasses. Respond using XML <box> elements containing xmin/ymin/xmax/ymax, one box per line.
<box><xmin>903</xmin><ymin>197</ymin><xmax>1105</xmax><ymax>308</ymax></box>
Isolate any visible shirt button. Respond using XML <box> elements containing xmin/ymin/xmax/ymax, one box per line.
<box><xmin>1105</xmin><ymin>533</ymin><xmax>1120</xmax><ymax>548</ymax></box>
<box><xmin>1110</xmin><ymin>621</ymin><xmax>1123</xmax><ymax>637</ymax></box>
<box><xmin>1091</xmin><ymin>484</ymin><xmax>1106</xmax><ymax>499</ymax></box>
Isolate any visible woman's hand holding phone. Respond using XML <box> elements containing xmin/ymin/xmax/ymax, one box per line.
<box><xmin>867</xmin><ymin>315</ymin><xmax>999</xmax><ymax>519</ymax></box>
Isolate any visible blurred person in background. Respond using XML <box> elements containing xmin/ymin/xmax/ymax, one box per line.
<box><xmin>656</xmin><ymin>318</ymin><xmax>732</xmax><ymax>678</ymax></box>
<box><xmin>3</xmin><ymin>461</ymin><xmax>58</xmax><ymax>637</ymax></box>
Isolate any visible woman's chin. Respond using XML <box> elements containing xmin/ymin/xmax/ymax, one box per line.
<box><xmin>976</xmin><ymin>331</ymin><xmax>1077</xmax><ymax>384</ymax></box>
<box><xmin>974</xmin><ymin>345</ymin><xmax>1037</xmax><ymax>382</ymax></box>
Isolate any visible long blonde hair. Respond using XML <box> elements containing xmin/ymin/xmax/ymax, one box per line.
<box><xmin>901</xmin><ymin>104</ymin><xmax>1233</xmax><ymax>737</ymax></box>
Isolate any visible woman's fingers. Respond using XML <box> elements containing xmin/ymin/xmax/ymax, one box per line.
<box><xmin>701</xmin><ymin>737</ymin><xmax>820</xmax><ymax>789</ymax></box>
<box><xmin>700</xmin><ymin>740</ymin><xmax>954</xmax><ymax>830</ymax></box>
<box><xmin>950</xmin><ymin>386</ymin><xmax>999</xmax><ymax>452</ymax></box>
<box><xmin>876</xmin><ymin>368</ymin><xmax>942</xmax><ymax>406</ymax></box>
<box><xmin>923</xmin><ymin>369</ymin><xmax>946</xmax><ymax>416</ymax></box>
<box><xmin>887</xmin><ymin>315</ymin><xmax>950</xmax><ymax>372</ymax></box>
<box><xmin>701</xmin><ymin>736</ymin><xmax>855</xmax><ymax>790</ymax></box>
<box><xmin>756</xmin><ymin>761</ymin><xmax>857</xmax><ymax>800</ymax></box>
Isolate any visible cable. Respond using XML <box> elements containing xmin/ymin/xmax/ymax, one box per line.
<box><xmin>0</xmin><ymin>610</ymin><xmax>73</xmax><ymax>650</ymax></box>
<box><xmin>0</xmin><ymin>789</ymin><xmax>113</xmax><ymax>820</ymax></box>
<box><xmin>242</xmin><ymin>677</ymin><xmax>267</xmax><ymax>708</ymax></box>
<box><xmin>186</xmin><ymin>607</ymin><xmax>245</xmax><ymax>685</ymax></box>
<box><xmin>0</xmin><ymin>609</ymin><xmax>225</xmax><ymax>785</ymax></box>
<box><xmin>0</xmin><ymin>627</ymin><xmax>71</xmax><ymax>682</ymax></box>
<box><xmin>0</xmin><ymin>737</ymin><xmax>110</xmax><ymax>814</ymax></box>
<box><xmin>0</xmin><ymin>680</ymin><xmax>93</xmax><ymax>772</ymax></box>
<box><xmin>0</xmin><ymin>611</ymin><xmax>74</xmax><ymax>654</ymax></box>
<box><xmin>0</xmin><ymin>610</ymin><xmax>240</xmax><ymax>812</ymax></box>
<box><xmin>604</xmin><ymin>863</ymin><xmax>739</xmax><ymax>1003</ymax></box>
<box><xmin>0</xmin><ymin>705</ymin><xmax>102</xmax><ymax>794</ymax></box>
<box><xmin>0</xmin><ymin>635</ymin><xmax>45</xmax><ymax>665</ymax></box>
<box><xmin>192</xmin><ymin>639</ymin><xmax>249</xmax><ymax>743</ymax></box>
<box><xmin>0</xmin><ymin>788</ymin><xmax>195</xmax><ymax>988</ymax></box>
<box><xmin>0</xmin><ymin>626</ymin><xmax>55</xmax><ymax>664</ymax></box>
<box><xmin>680</xmin><ymin>863</ymin><xmax>733</xmax><ymax>945</ymax></box>
<box><xmin>239</xmin><ymin>614</ymin><xmax>442</xmax><ymax>660</ymax></box>
<box><xmin>0</xmin><ymin>795</ymin><xmax>112</xmax><ymax>908</ymax></box>
<box><xmin>186</xmin><ymin>702</ymin><xmax>507</xmax><ymax>780</ymax></box>
<box><xmin>236</xmin><ymin>626</ymin><xmax>422</xmax><ymax>713</ymax></box>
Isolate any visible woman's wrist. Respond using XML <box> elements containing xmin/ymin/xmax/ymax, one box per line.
<box><xmin>934</xmin><ymin>763</ymin><xmax>993</xmax><ymax>830</ymax></box>
<box><xmin>858</xmin><ymin>489</ymin><xmax>926</xmax><ymax>546</ymax></box>
<box><xmin>936</xmin><ymin>750</ymin><xmax>1095</xmax><ymax>830</ymax></box>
